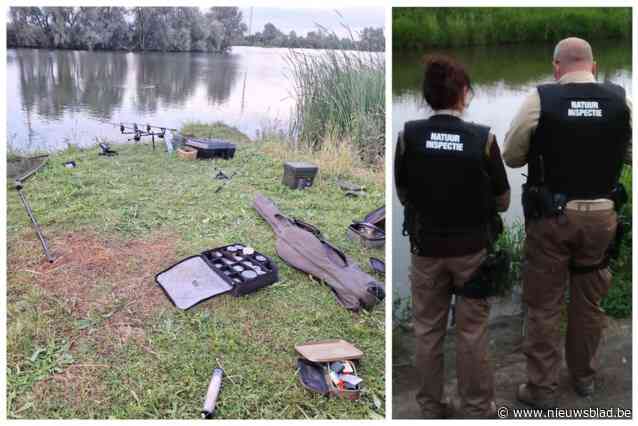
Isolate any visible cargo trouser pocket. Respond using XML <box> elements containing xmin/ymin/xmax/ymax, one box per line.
<box><xmin>409</xmin><ymin>255</ymin><xmax>443</xmax><ymax>291</ymax></box>
<box><xmin>522</xmin><ymin>258</ymin><xmax>568</xmax><ymax>309</ymax></box>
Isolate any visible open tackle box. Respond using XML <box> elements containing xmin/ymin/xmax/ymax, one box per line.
<box><xmin>347</xmin><ymin>206</ymin><xmax>385</xmax><ymax>249</ymax></box>
<box><xmin>155</xmin><ymin>243</ymin><xmax>278</xmax><ymax>310</ymax></box>
<box><xmin>295</xmin><ymin>340</ymin><xmax>364</xmax><ymax>400</ymax></box>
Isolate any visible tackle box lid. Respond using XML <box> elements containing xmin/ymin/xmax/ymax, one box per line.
<box><xmin>185</xmin><ymin>138</ymin><xmax>235</xmax><ymax>150</ymax></box>
<box><xmin>284</xmin><ymin>161</ymin><xmax>318</xmax><ymax>171</ymax></box>
<box><xmin>295</xmin><ymin>339</ymin><xmax>363</xmax><ymax>363</ymax></box>
<box><xmin>363</xmin><ymin>206</ymin><xmax>385</xmax><ymax>228</ymax></box>
<box><xmin>155</xmin><ymin>255</ymin><xmax>233</xmax><ymax>310</ymax></box>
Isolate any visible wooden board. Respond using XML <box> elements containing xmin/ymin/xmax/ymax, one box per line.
<box><xmin>295</xmin><ymin>339</ymin><xmax>363</xmax><ymax>363</ymax></box>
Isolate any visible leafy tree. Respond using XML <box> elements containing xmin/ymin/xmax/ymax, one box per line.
<box><xmin>359</xmin><ymin>27</ymin><xmax>385</xmax><ymax>51</ymax></box>
<box><xmin>206</xmin><ymin>7</ymin><xmax>246</xmax><ymax>52</ymax></box>
<box><xmin>261</xmin><ymin>23</ymin><xmax>283</xmax><ymax>45</ymax></box>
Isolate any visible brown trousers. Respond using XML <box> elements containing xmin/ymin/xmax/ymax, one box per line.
<box><xmin>523</xmin><ymin>208</ymin><xmax>617</xmax><ymax>398</ymax></box>
<box><xmin>411</xmin><ymin>249</ymin><xmax>494</xmax><ymax>418</ymax></box>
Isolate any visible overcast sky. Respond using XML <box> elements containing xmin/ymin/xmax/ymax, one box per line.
<box><xmin>241</xmin><ymin>7</ymin><xmax>384</xmax><ymax>37</ymax></box>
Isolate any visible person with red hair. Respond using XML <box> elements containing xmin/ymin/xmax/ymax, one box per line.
<box><xmin>395</xmin><ymin>54</ymin><xmax>510</xmax><ymax>418</ymax></box>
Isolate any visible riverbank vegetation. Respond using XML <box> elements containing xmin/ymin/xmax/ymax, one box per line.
<box><xmin>393</xmin><ymin>7</ymin><xmax>631</xmax><ymax>49</ymax></box>
<box><xmin>287</xmin><ymin>49</ymin><xmax>385</xmax><ymax>163</ymax></box>
<box><xmin>8</xmin><ymin>7</ymin><xmax>384</xmax><ymax>53</ymax></box>
<box><xmin>7</xmin><ymin>123</ymin><xmax>385</xmax><ymax>419</ymax></box>
<box><xmin>601</xmin><ymin>167</ymin><xmax>632</xmax><ymax>318</ymax></box>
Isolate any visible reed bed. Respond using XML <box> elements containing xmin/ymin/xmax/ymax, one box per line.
<box><xmin>286</xmin><ymin>49</ymin><xmax>385</xmax><ymax>163</ymax></box>
<box><xmin>393</xmin><ymin>8</ymin><xmax>631</xmax><ymax>49</ymax></box>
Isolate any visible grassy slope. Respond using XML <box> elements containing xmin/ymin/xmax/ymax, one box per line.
<box><xmin>7</xmin><ymin>123</ymin><xmax>385</xmax><ymax>419</ymax></box>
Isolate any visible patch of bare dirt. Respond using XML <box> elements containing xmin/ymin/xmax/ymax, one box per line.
<box><xmin>8</xmin><ymin>230</ymin><xmax>178</xmax><ymax>355</ymax></box>
<box><xmin>10</xmin><ymin>230</ymin><xmax>177</xmax><ymax>317</ymax></box>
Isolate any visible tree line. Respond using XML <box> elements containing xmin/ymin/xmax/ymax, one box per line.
<box><xmin>241</xmin><ymin>23</ymin><xmax>384</xmax><ymax>51</ymax></box>
<box><xmin>8</xmin><ymin>7</ymin><xmax>245</xmax><ymax>53</ymax></box>
<box><xmin>7</xmin><ymin>7</ymin><xmax>385</xmax><ymax>53</ymax></box>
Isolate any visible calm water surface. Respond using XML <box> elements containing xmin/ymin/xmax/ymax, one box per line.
<box><xmin>7</xmin><ymin>46</ymin><xmax>305</xmax><ymax>153</ymax></box>
<box><xmin>392</xmin><ymin>41</ymin><xmax>632</xmax><ymax>299</ymax></box>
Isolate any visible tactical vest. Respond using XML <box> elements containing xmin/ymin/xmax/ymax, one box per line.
<box><xmin>529</xmin><ymin>82</ymin><xmax>630</xmax><ymax>199</ymax></box>
<box><xmin>402</xmin><ymin>115</ymin><xmax>492</xmax><ymax>235</ymax></box>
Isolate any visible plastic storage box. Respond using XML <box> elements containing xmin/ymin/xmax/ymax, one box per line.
<box><xmin>184</xmin><ymin>138</ymin><xmax>236</xmax><ymax>159</ymax></box>
<box><xmin>295</xmin><ymin>339</ymin><xmax>364</xmax><ymax>400</ymax></box>
<box><xmin>282</xmin><ymin>161</ymin><xmax>318</xmax><ymax>189</ymax></box>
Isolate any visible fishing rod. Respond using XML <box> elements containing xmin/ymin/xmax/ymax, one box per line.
<box><xmin>119</xmin><ymin>121</ymin><xmax>178</xmax><ymax>132</ymax></box>
<box><xmin>92</xmin><ymin>118</ymin><xmax>178</xmax><ymax>132</ymax></box>
<box><xmin>92</xmin><ymin>118</ymin><xmax>179</xmax><ymax>151</ymax></box>
<box><xmin>91</xmin><ymin>118</ymin><xmax>227</xmax><ymax>154</ymax></box>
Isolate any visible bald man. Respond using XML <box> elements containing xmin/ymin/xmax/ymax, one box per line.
<box><xmin>503</xmin><ymin>37</ymin><xmax>632</xmax><ymax>409</ymax></box>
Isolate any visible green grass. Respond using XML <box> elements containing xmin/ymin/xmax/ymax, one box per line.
<box><xmin>286</xmin><ymin>49</ymin><xmax>385</xmax><ymax>163</ymax></box>
<box><xmin>393</xmin><ymin>7</ymin><xmax>632</xmax><ymax>49</ymax></box>
<box><xmin>7</xmin><ymin>123</ymin><xmax>385</xmax><ymax>419</ymax></box>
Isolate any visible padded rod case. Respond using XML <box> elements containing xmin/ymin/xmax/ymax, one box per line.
<box><xmin>253</xmin><ymin>193</ymin><xmax>385</xmax><ymax>311</ymax></box>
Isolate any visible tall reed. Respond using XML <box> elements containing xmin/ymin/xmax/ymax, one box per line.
<box><xmin>286</xmin><ymin>48</ymin><xmax>385</xmax><ymax>163</ymax></box>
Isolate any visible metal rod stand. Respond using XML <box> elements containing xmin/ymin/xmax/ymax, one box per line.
<box><xmin>15</xmin><ymin>182</ymin><xmax>54</xmax><ymax>262</ymax></box>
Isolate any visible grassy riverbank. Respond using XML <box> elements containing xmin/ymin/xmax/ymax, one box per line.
<box><xmin>7</xmin><ymin>123</ymin><xmax>385</xmax><ymax>419</ymax></box>
<box><xmin>393</xmin><ymin>8</ymin><xmax>632</xmax><ymax>49</ymax></box>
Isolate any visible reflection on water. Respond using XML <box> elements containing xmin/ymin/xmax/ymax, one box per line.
<box><xmin>392</xmin><ymin>41</ymin><xmax>632</xmax><ymax>298</ymax></box>
<box><xmin>7</xmin><ymin>47</ymin><xmax>291</xmax><ymax>153</ymax></box>
<box><xmin>16</xmin><ymin>50</ymin><xmax>129</xmax><ymax>120</ymax></box>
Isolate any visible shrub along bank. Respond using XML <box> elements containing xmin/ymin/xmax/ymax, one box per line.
<box><xmin>393</xmin><ymin>8</ymin><xmax>631</xmax><ymax>49</ymax></box>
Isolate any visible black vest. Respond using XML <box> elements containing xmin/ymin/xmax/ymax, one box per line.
<box><xmin>529</xmin><ymin>82</ymin><xmax>630</xmax><ymax>199</ymax></box>
<box><xmin>402</xmin><ymin>115</ymin><xmax>492</xmax><ymax>234</ymax></box>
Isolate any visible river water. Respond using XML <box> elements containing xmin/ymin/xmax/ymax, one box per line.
<box><xmin>7</xmin><ymin>46</ymin><xmax>305</xmax><ymax>154</ymax></box>
<box><xmin>392</xmin><ymin>41</ymin><xmax>632</xmax><ymax>300</ymax></box>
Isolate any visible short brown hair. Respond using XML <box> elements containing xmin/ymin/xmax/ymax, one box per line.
<box><xmin>422</xmin><ymin>54</ymin><xmax>472</xmax><ymax>110</ymax></box>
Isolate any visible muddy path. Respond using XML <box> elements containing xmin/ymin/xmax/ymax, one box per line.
<box><xmin>393</xmin><ymin>314</ymin><xmax>632</xmax><ymax>419</ymax></box>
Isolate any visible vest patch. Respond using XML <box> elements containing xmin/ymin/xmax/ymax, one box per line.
<box><xmin>425</xmin><ymin>132</ymin><xmax>463</xmax><ymax>151</ymax></box>
<box><xmin>567</xmin><ymin>100</ymin><xmax>603</xmax><ymax>118</ymax></box>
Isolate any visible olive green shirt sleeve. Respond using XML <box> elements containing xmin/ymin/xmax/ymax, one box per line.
<box><xmin>502</xmin><ymin>90</ymin><xmax>540</xmax><ymax>168</ymax></box>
